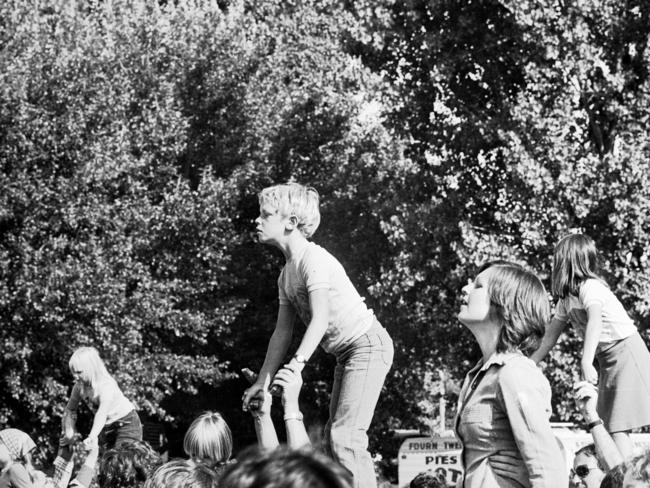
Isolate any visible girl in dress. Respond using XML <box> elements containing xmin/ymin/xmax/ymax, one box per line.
<box><xmin>531</xmin><ymin>233</ymin><xmax>650</xmax><ymax>458</ymax></box>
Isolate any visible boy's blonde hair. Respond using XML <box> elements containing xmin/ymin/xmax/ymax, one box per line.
<box><xmin>258</xmin><ymin>183</ymin><xmax>321</xmax><ymax>238</ymax></box>
<box><xmin>69</xmin><ymin>346</ymin><xmax>111</xmax><ymax>391</ymax></box>
<box><xmin>183</xmin><ymin>412</ymin><xmax>232</xmax><ymax>467</ymax></box>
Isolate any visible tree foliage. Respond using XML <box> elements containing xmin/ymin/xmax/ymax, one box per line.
<box><xmin>2</xmin><ymin>0</ymin><xmax>650</xmax><ymax>480</ymax></box>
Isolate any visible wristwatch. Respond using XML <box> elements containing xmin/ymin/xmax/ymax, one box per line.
<box><xmin>586</xmin><ymin>419</ymin><xmax>603</xmax><ymax>431</ymax></box>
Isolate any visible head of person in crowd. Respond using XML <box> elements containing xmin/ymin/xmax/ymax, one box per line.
<box><xmin>409</xmin><ymin>469</ymin><xmax>447</xmax><ymax>488</ymax></box>
<box><xmin>622</xmin><ymin>449</ymin><xmax>650</xmax><ymax>488</ymax></box>
<box><xmin>599</xmin><ymin>463</ymin><xmax>625</xmax><ymax>488</ymax></box>
<box><xmin>219</xmin><ymin>446</ymin><xmax>352</xmax><ymax>488</ymax></box>
<box><xmin>0</xmin><ymin>428</ymin><xmax>37</xmax><ymax>465</ymax></box>
<box><xmin>183</xmin><ymin>411</ymin><xmax>233</xmax><ymax>471</ymax></box>
<box><xmin>144</xmin><ymin>459</ymin><xmax>220</xmax><ymax>488</ymax></box>
<box><xmin>257</xmin><ymin>183</ymin><xmax>321</xmax><ymax>240</ymax></box>
<box><xmin>459</xmin><ymin>261</ymin><xmax>548</xmax><ymax>355</ymax></box>
<box><xmin>98</xmin><ymin>440</ymin><xmax>162</xmax><ymax>488</ymax></box>
<box><xmin>571</xmin><ymin>444</ymin><xmax>605</xmax><ymax>488</ymax></box>
<box><xmin>69</xmin><ymin>346</ymin><xmax>111</xmax><ymax>389</ymax></box>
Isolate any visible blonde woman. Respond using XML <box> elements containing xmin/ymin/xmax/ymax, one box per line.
<box><xmin>63</xmin><ymin>347</ymin><xmax>142</xmax><ymax>450</ymax></box>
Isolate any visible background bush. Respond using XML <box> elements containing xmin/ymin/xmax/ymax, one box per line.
<box><xmin>1</xmin><ymin>0</ymin><xmax>650</xmax><ymax>480</ymax></box>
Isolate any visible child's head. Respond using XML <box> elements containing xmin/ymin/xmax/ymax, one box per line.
<box><xmin>145</xmin><ymin>459</ymin><xmax>221</xmax><ymax>488</ymax></box>
<box><xmin>68</xmin><ymin>346</ymin><xmax>110</xmax><ymax>388</ymax></box>
<box><xmin>183</xmin><ymin>412</ymin><xmax>232</xmax><ymax>468</ymax></box>
<box><xmin>258</xmin><ymin>183</ymin><xmax>321</xmax><ymax>238</ymax></box>
<box><xmin>552</xmin><ymin>233</ymin><xmax>601</xmax><ymax>298</ymax></box>
<box><xmin>219</xmin><ymin>446</ymin><xmax>352</xmax><ymax>488</ymax></box>
<box><xmin>99</xmin><ymin>441</ymin><xmax>163</xmax><ymax>488</ymax></box>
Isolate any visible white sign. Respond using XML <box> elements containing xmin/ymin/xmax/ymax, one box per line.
<box><xmin>398</xmin><ymin>429</ymin><xmax>650</xmax><ymax>487</ymax></box>
<box><xmin>397</xmin><ymin>436</ymin><xmax>462</xmax><ymax>487</ymax></box>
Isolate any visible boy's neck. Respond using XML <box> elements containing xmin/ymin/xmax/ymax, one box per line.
<box><xmin>277</xmin><ymin>233</ymin><xmax>309</xmax><ymax>261</ymax></box>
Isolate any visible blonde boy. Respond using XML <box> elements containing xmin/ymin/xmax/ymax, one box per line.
<box><xmin>242</xmin><ymin>183</ymin><xmax>393</xmax><ymax>488</ymax></box>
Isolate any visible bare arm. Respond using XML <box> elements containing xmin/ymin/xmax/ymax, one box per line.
<box><xmin>581</xmin><ymin>304</ymin><xmax>603</xmax><ymax>384</ymax></box>
<box><xmin>86</xmin><ymin>387</ymin><xmax>112</xmax><ymax>441</ymax></box>
<box><xmin>274</xmin><ymin>366</ymin><xmax>310</xmax><ymax>448</ymax></box>
<box><xmin>574</xmin><ymin>381</ymin><xmax>623</xmax><ymax>470</ymax></box>
<box><xmin>242</xmin><ymin>304</ymin><xmax>296</xmax><ymax>409</ymax></box>
<box><xmin>71</xmin><ymin>441</ymin><xmax>100</xmax><ymax>488</ymax></box>
<box><xmin>530</xmin><ymin>318</ymin><xmax>566</xmax><ymax>364</ymax></box>
<box><xmin>289</xmin><ymin>288</ymin><xmax>329</xmax><ymax>370</ymax></box>
<box><xmin>63</xmin><ymin>383</ymin><xmax>82</xmax><ymax>440</ymax></box>
<box><xmin>250</xmin><ymin>388</ymin><xmax>280</xmax><ymax>450</ymax></box>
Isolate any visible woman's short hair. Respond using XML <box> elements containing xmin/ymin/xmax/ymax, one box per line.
<box><xmin>481</xmin><ymin>261</ymin><xmax>549</xmax><ymax>354</ymax></box>
<box><xmin>183</xmin><ymin>411</ymin><xmax>232</xmax><ymax>467</ymax></box>
<box><xmin>219</xmin><ymin>446</ymin><xmax>352</xmax><ymax>488</ymax></box>
<box><xmin>258</xmin><ymin>183</ymin><xmax>321</xmax><ymax>238</ymax></box>
<box><xmin>98</xmin><ymin>440</ymin><xmax>163</xmax><ymax>488</ymax></box>
<box><xmin>144</xmin><ymin>459</ymin><xmax>220</xmax><ymax>488</ymax></box>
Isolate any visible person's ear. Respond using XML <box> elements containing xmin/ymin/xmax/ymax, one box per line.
<box><xmin>285</xmin><ymin>215</ymin><xmax>298</xmax><ymax>230</ymax></box>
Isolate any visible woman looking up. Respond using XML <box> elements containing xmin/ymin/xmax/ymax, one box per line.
<box><xmin>455</xmin><ymin>262</ymin><xmax>566</xmax><ymax>488</ymax></box>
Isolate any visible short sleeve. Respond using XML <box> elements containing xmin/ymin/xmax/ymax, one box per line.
<box><xmin>553</xmin><ymin>299</ymin><xmax>568</xmax><ymax>322</ymax></box>
<box><xmin>300</xmin><ymin>246</ymin><xmax>330</xmax><ymax>292</ymax></box>
<box><xmin>579</xmin><ymin>279</ymin><xmax>608</xmax><ymax>309</ymax></box>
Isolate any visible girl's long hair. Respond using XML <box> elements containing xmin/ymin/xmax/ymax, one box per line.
<box><xmin>552</xmin><ymin>234</ymin><xmax>603</xmax><ymax>299</ymax></box>
<box><xmin>69</xmin><ymin>346</ymin><xmax>112</xmax><ymax>395</ymax></box>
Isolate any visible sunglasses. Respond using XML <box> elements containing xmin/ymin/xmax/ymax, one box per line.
<box><xmin>572</xmin><ymin>465</ymin><xmax>597</xmax><ymax>479</ymax></box>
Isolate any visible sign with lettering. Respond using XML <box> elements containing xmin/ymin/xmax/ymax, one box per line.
<box><xmin>397</xmin><ymin>436</ymin><xmax>462</xmax><ymax>487</ymax></box>
<box><xmin>398</xmin><ymin>429</ymin><xmax>650</xmax><ymax>487</ymax></box>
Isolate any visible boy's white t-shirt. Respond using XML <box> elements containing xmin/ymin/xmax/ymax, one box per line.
<box><xmin>553</xmin><ymin>278</ymin><xmax>636</xmax><ymax>346</ymax></box>
<box><xmin>278</xmin><ymin>242</ymin><xmax>375</xmax><ymax>355</ymax></box>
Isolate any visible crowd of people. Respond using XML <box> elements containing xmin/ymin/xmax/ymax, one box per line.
<box><xmin>2</xmin><ymin>183</ymin><xmax>650</xmax><ymax>488</ymax></box>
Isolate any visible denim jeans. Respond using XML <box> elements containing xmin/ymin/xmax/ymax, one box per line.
<box><xmin>101</xmin><ymin>409</ymin><xmax>143</xmax><ymax>449</ymax></box>
<box><xmin>324</xmin><ymin>321</ymin><xmax>393</xmax><ymax>488</ymax></box>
